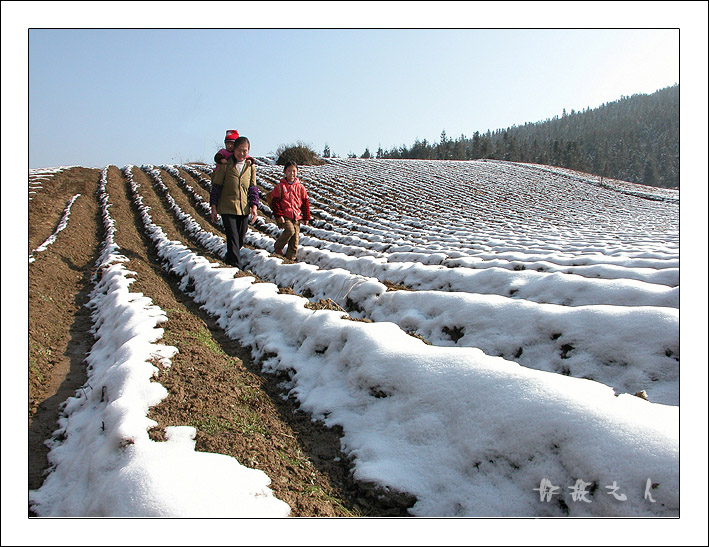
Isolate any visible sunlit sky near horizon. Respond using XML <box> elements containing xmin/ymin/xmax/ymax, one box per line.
<box><xmin>5</xmin><ymin>2</ymin><xmax>701</xmax><ymax>169</ymax></box>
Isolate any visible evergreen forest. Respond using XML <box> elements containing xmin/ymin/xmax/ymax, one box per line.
<box><xmin>371</xmin><ymin>84</ymin><xmax>679</xmax><ymax>188</ymax></box>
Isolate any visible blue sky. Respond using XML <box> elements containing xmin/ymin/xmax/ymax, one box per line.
<box><xmin>2</xmin><ymin>2</ymin><xmax>705</xmax><ymax>169</ymax></box>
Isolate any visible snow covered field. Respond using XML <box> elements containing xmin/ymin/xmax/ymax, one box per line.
<box><xmin>28</xmin><ymin>158</ymin><xmax>683</xmax><ymax>520</ymax></box>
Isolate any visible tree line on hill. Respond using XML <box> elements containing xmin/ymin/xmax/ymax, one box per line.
<box><xmin>324</xmin><ymin>85</ymin><xmax>678</xmax><ymax>189</ymax></box>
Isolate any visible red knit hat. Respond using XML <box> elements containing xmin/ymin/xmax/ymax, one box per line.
<box><xmin>225</xmin><ymin>130</ymin><xmax>239</xmax><ymax>142</ymax></box>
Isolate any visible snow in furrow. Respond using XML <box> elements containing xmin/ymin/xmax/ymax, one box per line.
<box><xmin>246</xmin><ymin>160</ymin><xmax>678</xmax><ymax>286</ymax></box>
<box><xmin>179</xmin><ymin>161</ymin><xmax>678</xmax><ymax>281</ymax></box>
<box><xmin>126</xmin><ymin>166</ymin><xmax>678</xmax><ymax>518</ymax></box>
<box><xmin>166</xmin><ymin>164</ymin><xmax>679</xmax><ymax>308</ymax></box>
<box><xmin>291</xmin><ymin>159</ymin><xmax>677</xmax><ymax>256</ymax></box>
<box><xmin>144</xmin><ymin>165</ymin><xmax>679</xmax><ymax>404</ymax></box>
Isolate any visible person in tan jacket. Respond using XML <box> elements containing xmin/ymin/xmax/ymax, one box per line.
<box><xmin>210</xmin><ymin>136</ymin><xmax>259</xmax><ymax>268</ymax></box>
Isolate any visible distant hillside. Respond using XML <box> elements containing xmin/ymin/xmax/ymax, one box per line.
<box><xmin>376</xmin><ymin>85</ymin><xmax>679</xmax><ymax>189</ymax></box>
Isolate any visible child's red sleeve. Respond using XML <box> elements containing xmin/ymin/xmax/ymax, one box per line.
<box><xmin>301</xmin><ymin>186</ymin><xmax>311</xmax><ymax>221</ymax></box>
<box><xmin>271</xmin><ymin>184</ymin><xmax>283</xmax><ymax>216</ymax></box>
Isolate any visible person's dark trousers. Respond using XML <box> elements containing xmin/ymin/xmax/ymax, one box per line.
<box><xmin>221</xmin><ymin>214</ymin><xmax>249</xmax><ymax>268</ymax></box>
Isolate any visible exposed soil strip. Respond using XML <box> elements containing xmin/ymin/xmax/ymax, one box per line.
<box><xmin>29</xmin><ymin>168</ymin><xmax>103</xmax><ymax>502</ymax></box>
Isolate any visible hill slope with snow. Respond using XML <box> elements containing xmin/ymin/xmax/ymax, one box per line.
<box><xmin>29</xmin><ymin>159</ymin><xmax>680</xmax><ymax>517</ymax></box>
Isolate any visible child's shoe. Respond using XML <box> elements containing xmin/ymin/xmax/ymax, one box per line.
<box><xmin>274</xmin><ymin>247</ymin><xmax>285</xmax><ymax>256</ymax></box>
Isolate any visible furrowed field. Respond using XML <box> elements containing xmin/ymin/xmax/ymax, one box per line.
<box><xmin>28</xmin><ymin>158</ymin><xmax>679</xmax><ymax>517</ymax></box>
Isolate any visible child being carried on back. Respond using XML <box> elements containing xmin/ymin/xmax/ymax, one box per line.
<box><xmin>212</xmin><ymin>129</ymin><xmax>255</xmax><ymax>179</ymax></box>
<box><xmin>211</xmin><ymin>130</ymin><xmax>239</xmax><ymax>180</ymax></box>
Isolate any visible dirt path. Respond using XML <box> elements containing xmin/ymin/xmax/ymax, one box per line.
<box><xmin>28</xmin><ymin>165</ymin><xmax>414</xmax><ymax>517</ymax></box>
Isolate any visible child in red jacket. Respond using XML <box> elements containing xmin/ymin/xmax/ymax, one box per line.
<box><xmin>271</xmin><ymin>161</ymin><xmax>311</xmax><ymax>260</ymax></box>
